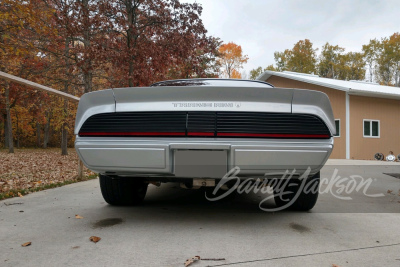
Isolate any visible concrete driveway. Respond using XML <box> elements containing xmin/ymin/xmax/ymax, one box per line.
<box><xmin>1</xmin><ymin>161</ymin><xmax>400</xmax><ymax>266</ymax></box>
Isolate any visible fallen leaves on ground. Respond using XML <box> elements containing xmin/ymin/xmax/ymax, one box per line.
<box><xmin>17</xmin><ymin>192</ymin><xmax>23</xmax><ymax>198</ymax></box>
<box><xmin>0</xmin><ymin>148</ymin><xmax>95</xmax><ymax>196</ymax></box>
<box><xmin>21</xmin><ymin>242</ymin><xmax>31</xmax><ymax>247</ymax></box>
<box><xmin>387</xmin><ymin>190</ymin><xmax>393</xmax><ymax>194</ymax></box>
<box><xmin>75</xmin><ymin>215</ymin><xmax>84</xmax><ymax>219</ymax></box>
<box><xmin>89</xmin><ymin>236</ymin><xmax>101</xmax><ymax>243</ymax></box>
<box><xmin>185</xmin><ymin>256</ymin><xmax>200</xmax><ymax>267</ymax></box>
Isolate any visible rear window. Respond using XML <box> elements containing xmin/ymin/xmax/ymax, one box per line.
<box><xmin>150</xmin><ymin>79</ymin><xmax>274</xmax><ymax>88</ymax></box>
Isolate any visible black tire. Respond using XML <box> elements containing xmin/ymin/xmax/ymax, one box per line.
<box><xmin>99</xmin><ymin>175</ymin><xmax>148</xmax><ymax>206</ymax></box>
<box><xmin>273</xmin><ymin>172</ymin><xmax>320</xmax><ymax>211</ymax></box>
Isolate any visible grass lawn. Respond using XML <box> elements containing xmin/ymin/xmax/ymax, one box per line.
<box><xmin>0</xmin><ymin>148</ymin><xmax>97</xmax><ymax>200</ymax></box>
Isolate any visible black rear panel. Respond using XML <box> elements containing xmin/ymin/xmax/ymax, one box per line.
<box><xmin>187</xmin><ymin>112</ymin><xmax>216</xmax><ymax>136</ymax></box>
<box><xmin>79</xmin><ymin>112</ymin><xmax>187</xmax><ymax>136</ymax></box>
<box><xmin>79</xmin><ymin>111</ymin><xmax>331</xmax><ymax>138</ymax></box>
<box><xmin>216</xmin><ymin>112</ymin><xmax>329</xmax><ymax>135</ymax></box>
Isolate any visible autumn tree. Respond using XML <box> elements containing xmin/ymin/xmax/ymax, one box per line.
<box><xmin>76</xmin><ymin>0</ymin><xmax>102</xmax><ymax>94</ymax></box>
<box><xmin>273</xmin><ymin>51</ymin><xmax>288</xmax><ymax>72</ymax></box>
<box><xmin>0</xmin><ymin>0</ymin><xmax>105</xmax><ymax>154</ymax></box>
<box><xmin>249</xmin><ymin>66</ymin><xmax>268</xmax><ymax>80</ymax></box>
<box><xmin>166</xmin><ymin>36</ymin><xmax>221</xmax><ymax>79</ymax></box>
<box><xmin>318</xmin><ymin>43</ymin><xmax>365</xmax><ymax>81</ymax></box>
<box><xmin>265</xmin><ymin>65</ymin><xmax>277</xmax><ymax>72</ymax></box>
<box><xmin>218</xmin><ymin>42</ymin><xmax>249</xmax><ymax>78</ymax></box>
<box><xmin>287</xmin><ymin>39</ymin><xmax>317</xmax><ymax>73</ymax></box>
<box><xmin>362</xmin><ymin>39</ymin><xmax>380</xmax><ymax>82</ymax></box>
<box><xmin>375</xmin><ymin>33</ymin><xmax>400</xmax><ymax>86</ymax></box>
<box><xmin>0</xmin><ymin>1</ymin><xmax>65</xmax><ymax>154</ymax></box>
<box><xmin>21</xmin><ymin>0</ymin><xmax>108</xmax><ymax>154</ymax></box>
<box><xmin>337</xmin><ymin>52</ymin><xmax>365</xmax><ymax>81</ymax></box>
<box><xmin>248</xmin><ymin>65</ymin><xmax>277</xmax><ymax>80</ymax></box>
<box><xmin>0</xmin><ymin>1</ymin><xmax>18</xmax><ymax>153</ymax></box>
<box><xmin>0</xmin><ymin>0</ymin><xmax>224</xmax><ymax>150</ymax></box>
<box><xmin>272</xmin><ymin>39</ymin><xmax>318</xmax><ymax>74</ymax></box>
<box><xmin>231</xmin><ymin>69</ymin><xmax>242</xmax><ymax>79</ymax></box>
<box><xmin>318</xmin><ymin>43</ymin><xmax>345</xmax><ymax>79</ymax></box>
<box><xmin>99</xmin><ymin>0</ymin><xmax>216</xmax><ymax>87</ymax></box>
<box><xmin>0</xmin><ymin>0</ymin><xmax>48</xmax><ymax>153</ymax></box>
<box><xmin>39</xmin><ymin>0</ymin><xmax>76</xmax><ymax>155</ymax></box>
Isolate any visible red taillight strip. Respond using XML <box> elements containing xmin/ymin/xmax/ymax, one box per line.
<box><xmin>79</xmin><ymin>132</ymin><xmax>330</xmax><ymax>138</ymax></box>
<box><xmin>79</xmin><ymin>132</ymin><xmax>186</xmax><ymax>137</ymax></box>
<box><xmin>187</xmin><ymin>132</ymin><xmax>215</xmax><ymax>136</ymax></box>
<box><xmin>217</xmin><ymin>133</ymin><xmax>331</xmax><ymax>138</ymax></box>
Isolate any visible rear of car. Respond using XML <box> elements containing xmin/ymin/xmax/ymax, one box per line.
<box><xmin>75</xmin><ymin>79</ymin><xmax>335</xmax><ymax>210</ymax></box>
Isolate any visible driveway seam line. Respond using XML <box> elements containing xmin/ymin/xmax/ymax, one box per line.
<box><xmin>206</xmin><ymin>242</ymin><xmax>400</xmax><ymax>266</ymax></box>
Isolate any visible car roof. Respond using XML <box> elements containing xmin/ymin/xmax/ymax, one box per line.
<box><xmin>150</xmin><ymin>78</ymin><xmax>274</xmax><ymax>88</ymax></box>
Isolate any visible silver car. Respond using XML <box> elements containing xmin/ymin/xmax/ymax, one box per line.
<box><xmin>75</xmin><ymin>79</ymin><xmax>335</xmax><ymax>210</ymax></box>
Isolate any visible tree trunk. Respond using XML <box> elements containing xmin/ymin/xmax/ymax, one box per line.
<box><xmin>128</xmin><ymin>60</ymin><xmax>134</xmax><ymax>87</ymax></box>
<box><xmin>15</xmin><ymin>110</ymin><xmax>19</xmax><ymax>149</ymax></box>
<box><xmin>61</xmin><ymin>37</ymin><xmax>70</xmax><ymax>156</ymax></box>
<box><xmin>82</xmin><ymin>0</ymin><xmax>93</xmax><ymax>93</ymax></box>
<box><xmin>369</xmin><ymin>63</ymin><xmax>373</xmax><ymax>82</ymax></box>
<box><xmin>49</xmin><ymin>124</ymin><xmax>52</xmax><ymax>146</ymax></box>
<box><xmin>43</xmin><ymin>110</ymin><xmax>50</xmax><ymax>148</ymax></box>
<box><xmin>5</xmin><ymin>82</ymin><xmax>14</xmax><ymax>153</ymax></box>
<box><xmin>3</xmin><ymin>113</ymin><xmax>8</xmax><ymax>148</ymax></box>
<box><xmin>395</xmin><ymin>69</ymin><xmax>400</xmax><ymax>87</ymax></box>
<box><xmin>36</xmin><ymin>122</ymin><xmax>41</xmax><ymax>147</ymax></box>
<box><xmin>126</xmin><ymin>1</ymin><xmax>139</xmax><ymax>87</ymax></box>
<box><xmin>83</xmin><ymin>69</ymin><xmax>93</xmax><ymax>93</ymax></box>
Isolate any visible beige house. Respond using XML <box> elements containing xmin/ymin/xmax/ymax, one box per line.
<box><xmin>258</xmin><ymin>71</ymin><xmax>400</xmax><ymax>160</ymax></box>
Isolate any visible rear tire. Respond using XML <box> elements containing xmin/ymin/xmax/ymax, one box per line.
<box><xmin>273</xmin><ymin>172</ymin><xmax>320</xmax><ymax>211</ymax></box>
<box><xmin>99</xmin><ymin>175</ymin><xmax>148</xmax><ymax>206</ymax></box>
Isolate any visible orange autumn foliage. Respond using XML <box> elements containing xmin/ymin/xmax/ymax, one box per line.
<box><xmin>231</xmin><ymin>69</ymin><xmax>242</xmax><ymax>79</ymax></box>
<box><xmin>218</xmin><ymin>42</ymin><xmax>248</xmax><ymax>78</ymax></box>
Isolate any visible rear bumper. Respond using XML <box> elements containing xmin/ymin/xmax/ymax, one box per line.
<box><xmin>75</xmin><ymin>137</ymin><xmax>333</xmax><ymax>178</ymax></box>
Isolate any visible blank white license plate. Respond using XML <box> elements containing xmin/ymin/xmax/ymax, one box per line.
<box><xmin>174</xmin><ymin>150</ymin><xmax>227</xmax><ymax>178</ymax></box>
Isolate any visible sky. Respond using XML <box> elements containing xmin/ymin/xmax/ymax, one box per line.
<box><xmin>182</xmin><ymin>0</ymin><xmax>400</xmax><ymax>75</ymax></box>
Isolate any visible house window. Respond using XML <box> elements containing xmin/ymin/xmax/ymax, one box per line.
<box><xmin>363</xmin><ymin>120</ymin><xmax>380</xmax><ymax>138</ymax></box>
<box><xmin>334</xmin><ymin>119</ymin><xmax>340</xmax><ymax>137</ymax></box>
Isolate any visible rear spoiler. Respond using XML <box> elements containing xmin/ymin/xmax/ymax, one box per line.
<box><xmin>292</xmin><ymin>89</ymin><xmax>336</xmax><ymax>135</ymax></box>
<box><xmin>74</xmin><ymin>87</ymin><xmax>335</xmax><ymax>136</ymax></box>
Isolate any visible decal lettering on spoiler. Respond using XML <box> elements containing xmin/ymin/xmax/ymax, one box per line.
<box><xmin>172</xmin><ymin>102</ymin><xmax>241</xmax><ymax>108</ymax></box>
